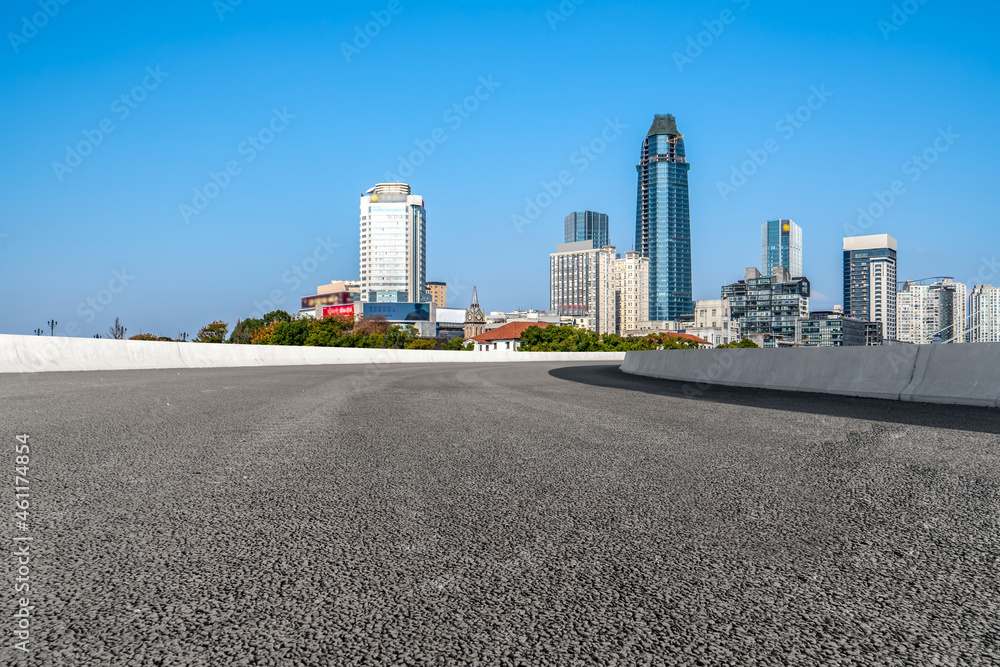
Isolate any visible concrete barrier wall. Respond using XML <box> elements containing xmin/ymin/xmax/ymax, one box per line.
<box><xmin>622</xmin><ymin>344</ymin><xmax>1000</xmax><ymax>408</ymax></box>
<box><xmin>0</xmin><ymin>335</ymin><xmax>625</xmax><ymax>374</ymax></box>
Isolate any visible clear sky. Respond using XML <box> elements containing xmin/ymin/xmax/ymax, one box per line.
<box><xmin>2</xmin><ymin>0</ymin><xmax>998</xmax><ymax>338</ymax></box>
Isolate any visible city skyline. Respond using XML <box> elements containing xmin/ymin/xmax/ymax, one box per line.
<box><xmin>2</xmin><ymin>1</ymin><xmax>998</xmax><ymax>337</ymax></box>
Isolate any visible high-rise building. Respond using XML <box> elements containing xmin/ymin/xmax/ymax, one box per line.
<box><xmin>897</xmin><ymin>278</ymin><xmax>967</xmax><ymax>344</ymax></box>
<box><xmin>635</xmin><ymin>114</ymin><xmax>693</xmax><ymax>321</ymax></box>
<box><xmin>844</xmin><ymin>234</ymin><xmax>898</xmax><ymax>341</ymax></box>
<box><xmin>564</xmin><ymin>211</ymin><xmax>610</xmax><ymax>249</ymax></box>
<box><xmin>761</xmin><ymin>219</ymin><xmax>803</xmax><ymax>277</ymax></box>
<box><xmin>359</xmin><ymin>183</ymin><xmax>426</xmax><ymax>303</ymax></box>
<box><xmin>969</xmin><ymin>284</ymin><xmax>1000</xmax><ymax>343</ymax></box>
<box><xmin>550</xmin><ymin>241</ymin><xmax>617</xmax><ymax>334</ymax></box>
<box><xmin>613</xmin><ymin>251</ymin><xmax>649</xmax><ymax>335</ymax></box>
<box><xmin>426</xmin><ymin>281</ymin><xmax>447</xmax><ymax>308</ymax></box>
<box><xmin>723</xmin><ymin>266</ymin><xmax>810</xmax><ymax>345</ymax></box>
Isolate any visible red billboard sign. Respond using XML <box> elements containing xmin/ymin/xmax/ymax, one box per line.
<box><xmin>322</xmin><ymin>304</ymin><xmax>356</xmax><ymax>318</ymax></box>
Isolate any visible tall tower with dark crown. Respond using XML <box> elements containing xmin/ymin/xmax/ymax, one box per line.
<box><xmin>464</xmin><ymin>285</ymin><xmax>486</xmax><ymax>339</ymax></box>
<box><xmin>635</xmin><ymin>114</ymin><xmax>693</xmax><ymax>321</ymax></box>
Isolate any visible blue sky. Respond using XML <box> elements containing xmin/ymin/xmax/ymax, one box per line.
<box><xmin>1</xmin><ymin>0</ymin><xmax>998</xmax><ymax>337</ymax></box>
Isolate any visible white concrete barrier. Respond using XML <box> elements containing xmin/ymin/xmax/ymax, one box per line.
<box><xmin>622</xmin><ymin>344</ymin><xmax>1000</xmax><ymax>408</ymax></box>
<box><xmin>0</xmin><ymin>335</ymin><xmax>625</xmax><ymax>374</ymax></box>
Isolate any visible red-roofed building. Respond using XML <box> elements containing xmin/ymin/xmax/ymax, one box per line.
<box><xmin>466</xmin><ymin>321</ymin><xmax>550</xmax><ymax>352</ymax></box>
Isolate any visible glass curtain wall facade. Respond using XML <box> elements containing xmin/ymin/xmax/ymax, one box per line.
<box><xmin>635</xmin><ymin>114</ymin><xmax>693</xmax><ymax>321</ymax></box>
<box><xmin>761</xmin><ymin>219</ymin><xmax>803</xmax><ymax>277</ymax></box>
<box><xmin>722</xmin><ymin>267</ymin><xmax>810</xmax><ymax>343</ymax></box>
<box><xmin>564</xmin><ymin>211</ymin><xmax>610</xmax><ymax>249</ymax></box>
<box><xmin>843</xmin><ymin>235</ymin><xmax>898</xmax><ymax>341</ymax></box>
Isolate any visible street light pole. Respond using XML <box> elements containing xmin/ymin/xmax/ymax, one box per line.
<box><xmin>34</xmin><ymin>328</ymin><xmax>43</xmax><ymax>336</ymax></box>
<box><xmin>47</xmin><ymin>320</ymin><xmax>58</xmax><ymax>336</ymax></box>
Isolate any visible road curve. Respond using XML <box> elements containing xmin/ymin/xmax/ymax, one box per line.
<box><xmin>2</xmin><ymin>362</ymin><xmax>998</xmax><ymax>666</ymax></box>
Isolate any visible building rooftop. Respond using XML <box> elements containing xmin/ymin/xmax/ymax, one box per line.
<box><xmin>647</xmin><ymin>114</ymin><xmax>679</xmax><ymax>137</ymax></box>
<box><xmin>468</xmin><ymin>321</ymin><xmax>549</xmax><ymax>343</ymax></box>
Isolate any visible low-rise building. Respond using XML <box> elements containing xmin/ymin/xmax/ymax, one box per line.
<box><xmin>467</xmin><ymin>321</ymin><xmax>550</xmax><ymax>352</ymax></box>
<box><xmin>796</xmin><ymin>311</ymin><xmax>871</xmax><ymax>347</ymax></box>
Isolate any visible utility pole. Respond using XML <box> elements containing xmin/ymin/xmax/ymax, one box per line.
<box><xmin>47</xmin><ymin>320</ymin><xmax>58</xmax><ymax>336</ymax></box>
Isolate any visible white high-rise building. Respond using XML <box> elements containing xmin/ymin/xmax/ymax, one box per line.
<box><xmin>359</xmin><ymin>183</ymin><xmax>426</xmax><ymax>303</ymax></box>
<box><xmin>550</xmin><ymin>242</ymin><xmax>617</xmax><ymax>334</ymax></box>
<box><xmin>969</xmin><ymin>284</ymin><xmax>1000</xmax><ymax>343</ymax></box>
<box><xmin>550</xmin><ymin>244</ymin><xmax>649</xmax><ymax>335</ymax></box>
<box><xmin>844</xmin><ymin>234</ymin><xmax>898</xmax><ymax>341</ymax></box>
<box><xmin>897</xmin><ymin>278</ymin><xmax>968</xmax><ymax>344</ymax></box>
<box><xmin>613</xmin><ymin>251</ymin><xmax>649</xmax><ymax>335</ymax></box>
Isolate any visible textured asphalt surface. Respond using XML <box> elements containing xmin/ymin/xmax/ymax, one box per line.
<box><xmin>2</xmin><ymin>361</ymin><xmax>999</xmax><ymax>666</ymax></box>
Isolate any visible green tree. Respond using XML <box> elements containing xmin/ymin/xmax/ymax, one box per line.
<box><xmin>443</xmin><ymin>336</ymin><xmax>466</xmax><ymax>351</ymax></box>
<box><xmin>269</xmin><ymin>319</ymin><xmax>311</xmax><ymax>346</ymax></box>
<box><xmin>405</xmin><ymin>338</ymin><xmax>438</xmax><ymax>350</ymax></box>
<box><xmin>231</xmin><ymin>317</ymin><xmax>265</xmax><ymax>344</ymax></box>
<box><xmin>304</xmin><ymin>315</ymin><xmax>355</xmax><ymax>347</ymax></box>
<box><xmin>717</xmin><ymin>338</ymin><xmax>759</xmax><ymax>349</ymax></box>
<box><xmin>263</xmin><ymin>310</ymin><xmax>292</xmax><ymax>325</ymax></box>
<box><xmin>129</xmin><ymin>333</ymin><xmax>159</xmax><ymax>341</ymax></box>
<box><xmin>195</xmin><ymin>320</ymin><xmax>229</xmax><ymax>343</ymax></box>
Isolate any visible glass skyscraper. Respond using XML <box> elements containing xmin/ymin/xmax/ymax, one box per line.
<box><xmin>635</xmin><ymin>114</ymin><xmax>693</xmax><ymax>321</ymax></box>
<box><xmin>564</xmin><ymin>210</ymin><xmax>609</xmax><ymax>249</ymax></box>
<box><xmin>761</xmin><ymin>219</ymin><xmax>803</xmax><ymax>277</ymax></box>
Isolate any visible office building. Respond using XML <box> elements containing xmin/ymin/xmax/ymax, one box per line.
<box><xmin>359</xmin><ymin>183</ymin><xmax>426</xmax><ymax>303</ymax></box>
<box><xmin>969</xmin><ymin>284</ymin><xmax>1000</xmax><ymax>343</ymax></box>
<box><xmin>723</xmin><ymin>267</ymin><xmax>810</xmax><ymax>345</ymax></box>
<box><xmin>426</xmin><ymin>281</ymin><xmax>447</xmax><ymax>308</ymax></box>
<box><xmin>761</xmin><ymin>219</ymin><xmax>803</xmax><ymax>277</ymax></box>
<box><xmin>897</xmin><ymin>278</ymin><xmax>968</xmax><ymax>344</ymax></box>
<box><xmin>796</xmin><ymin>311</ymin><xmax>870</xmax><ymax>347</ymax></box>
<box><xmin>844</xmin><ymin>234</ymin><xmax>898</xmax><ymax>341</ymax></box>
<box><xmin>564</xmin><ymin>211</ymin><xmax>610</xmax><ymax>249</ymax></box>
<box><xmin>635</xmin><ymin>114</ymin><xmax>693</xmax><ymax>321</ymax></box>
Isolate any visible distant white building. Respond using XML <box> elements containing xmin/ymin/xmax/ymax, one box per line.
<box><xmin>969</xmin><ymin>284</ymin><xmax>1000</xmax><ymax>343</ymax></box>
<box><xmin>359</xmin><ymin>183</ymin><xmax>427</xmax><ymax>303</ymax></box>
<box><xmin>897</xmin><ymin>278</ymin><xmax>967</xmax><ymax>344</ymax></box>
<box><xmin>686</xmin><ymin>298</ymin><xmax>736</xmax><ymax>348</ymax></box>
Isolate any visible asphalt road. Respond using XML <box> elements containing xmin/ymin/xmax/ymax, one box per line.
<box><xmin>2</xmin><ymin>362</ymin><xmax>999</xmax><ymax>666</ymax></box>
